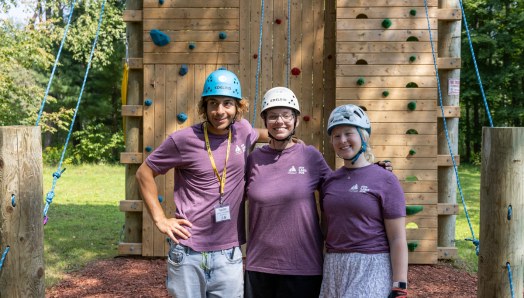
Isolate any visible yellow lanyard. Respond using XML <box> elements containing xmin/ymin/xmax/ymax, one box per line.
<box><xmin>204</xmin><ymin>122</ymin><xmax>231</xmax><ymax>205</ymax></box>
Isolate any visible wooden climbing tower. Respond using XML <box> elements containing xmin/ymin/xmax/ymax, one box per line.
<box><xmin>120</xmin><ymin>0</ymin><xmax>463</xmax><ymax>264</ymax></box>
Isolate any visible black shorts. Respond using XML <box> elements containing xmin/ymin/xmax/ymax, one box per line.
<box><xmin>244</xmin><ymin>270</ymin><xmax>323</xmax><ymax>298</ymax></box>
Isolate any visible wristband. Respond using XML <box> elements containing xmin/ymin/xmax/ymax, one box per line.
<box><xmin>392</xmin><ymin>282</ymin><xmax>407</xmax><ymax>289</ymax></box>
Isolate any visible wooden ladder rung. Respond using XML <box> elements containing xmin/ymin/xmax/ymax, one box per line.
<box><xmin>118</xmin><ymin>243</ymin><xmax>143</xmax><ymax>255</ymax></box>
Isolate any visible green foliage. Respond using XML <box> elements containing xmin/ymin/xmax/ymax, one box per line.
<box><xmin>73</xmin><ymin>124</ymin><xmax>124</xmax><ymax>163</ymax></box>
<box><xmin>42</xmin><ymin>146</ymin><xmax>80</xmax><ymax>165</ymax></box>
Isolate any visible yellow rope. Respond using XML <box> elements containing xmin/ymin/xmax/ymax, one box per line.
<box><xmin>121</xmin><ymin>63</ymin><xmax>129</xmax><ymax>142</ymax></box>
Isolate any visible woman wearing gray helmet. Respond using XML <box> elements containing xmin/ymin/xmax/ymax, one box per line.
<box><xmin>243</xmin><ymin>89</ymin><xmax>393</xmax><ymax>298</ymax></box>
<box><xmin>320</xmin><ymin>105</ymin><xmax>408</xmax><ymax>298</ymax></box>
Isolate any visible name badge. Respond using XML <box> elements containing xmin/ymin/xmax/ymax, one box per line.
<box><xmin>214</xmin><ymin>204</ymin><xmax>231</xmax><ymax>223</ymax></box>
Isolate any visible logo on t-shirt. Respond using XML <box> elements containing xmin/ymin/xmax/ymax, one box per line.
<box><xmin>360</xmin><ymin>185</ymin><xmax>370</xmax><ymax>193</ymax></box>
<box><xmin>235</xmin><ymin>144</ymin><xmax>246</xmax><ymax>155</ymax></box>
<box><xmin>350</xmin><ymin>184</ymin><xmax>358</xmax><ymax>192</ymax></box>
<box><xmin>288</xmin><ymin>166</ymin><xmax>297</xmax><ymax>174</ymax></box>
<box><xmin>299</xmin><ymin>167</ymin><xmax>307</xmax><ymax>174</ymax></box>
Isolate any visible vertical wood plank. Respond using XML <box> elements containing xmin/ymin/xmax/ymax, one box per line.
<box><xmin>301</xmin><ymin>0</ymin><xmax>314</xmax><ymax>145</ymax></box>
<box><xmin>239</xmin><ymin>0</ymin><xmax>251</xmax><ymax>121</ymax></box>
<box><xmin>177</xmin><ymin>66</ymin><xmax>190</xmax><ymax>132</ymax></box>
<box><xmin>289</xmin><ymin>0</ymin><xmax>302</xmax><ymax>139</ymax></box>
<box><xmin>142</xmin><ymin>65</ymin><xmax>155</xmax><ymax>256</ymax></box>
<box><xmin>164</xmin><ymin>64</ymin><xmax>177</xmax><ymax>254</ymax></box>
<box><xmin>323</xmin><ymin>0</ymin><xmax>336</xmax><ymax>169</ymax></box>
<box><xmin>185</xmin><ymin>65</ymin><xmax>195</xmax><ymax>131</ymax></box>
<box><xmin>250</xmin><ymin>0</ymin><xmax>262</xmax><ymax>127</ymax></box>
<box><xmin>272</xmin><ymin>0</ymin><xmax>286</xmax><ymax>88</ymax></box>
<box><xmin>259</xmin><ymin>0</ymin><xmax>273</xmax><ymax>129</ymax></box>
<box><xmin>154</xmin><ymin>64</ymin><xmax>166</xmax><ymax>257</ymax></box>
<box><xmin>194</xmin><ymin>65</ymin><xmax>206</xmax><ymax>124</ymax></box>
<box><xmin>312</xmin><ymin>0</ymin><xmax>324</xmax><ymax>151</ymax></box>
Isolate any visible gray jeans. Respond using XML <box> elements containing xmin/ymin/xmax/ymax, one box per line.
<box><xmin>166</xmin><ymin>241</ymin><xmax>243</xmax><ymax>298</ymax></box>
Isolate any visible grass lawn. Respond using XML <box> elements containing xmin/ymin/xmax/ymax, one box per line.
<box><xmin>43</xmin><ymin>164</ymin><xmax>125</xmax><ymax>288</ymax></box>
<box><xmin>42</xmin><ymin>163</ymin><xmax>484</xmax><ymax>288</ymax></box>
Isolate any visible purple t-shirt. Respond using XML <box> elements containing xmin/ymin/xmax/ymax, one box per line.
<box><xmin>245</xmin><ymin>143</ymin><xmax>331</xmax><ymax>275</ymax></box>
<box><xmin>321</xmin><ymin>164</ymin><xmax>406</xmax><ymax>254</ymax></box>
<box><xmin>145</xmin><ymin>119</ymin><xmax>258</xmax><ymax>252</ymax></box>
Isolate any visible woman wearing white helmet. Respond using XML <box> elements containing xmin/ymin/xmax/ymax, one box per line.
<box><xmin>320</xmin><ymin>105</ymin><xmax>408</xmax><ymax>298</ymax></box>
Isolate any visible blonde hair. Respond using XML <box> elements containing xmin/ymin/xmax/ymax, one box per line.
<box><xmin>197</xmin><ymin>97</ymin><xmax>250</xmax><ymax>122</ymax></box>
<box><xmin>360</xmin><ymin>129</ymin><xmax>375</xmax><ymax>163</ymax></box>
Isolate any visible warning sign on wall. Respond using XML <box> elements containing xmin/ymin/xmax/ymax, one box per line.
<box><xmin>448</xmin><ymin>78</ymin><xmax>460</xmax><ymax>95</ymax></box>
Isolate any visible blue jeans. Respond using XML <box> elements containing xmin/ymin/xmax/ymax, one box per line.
<box><xmin>166</xmin><ymin>241</ymin><xmax>243</xmax><ymax>298</ymax></box>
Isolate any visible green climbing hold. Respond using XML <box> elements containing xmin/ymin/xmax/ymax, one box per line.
<box><xmin>407</xmin><ymin>101</ymin><xmax>417</xmax><ymax>111</ymax></box>
<box><xmin>384</xmin><ymin>160</ymin><xmax>390</xmax><ymax>162</ymax></box>
<box><xmin>410</xmin><ymin>9</ymin><xmax>417</xmax><ymax>16</ymax></box>
<box><xmin>406</xmin><ymin>206</ymin><xmax>423</xmax><ymax>215</ymax></box>
<box><xmin>407</xmin><ymin>242</ymin><xmax>419</xmax><ymax>252</ymax></box>
<box><xmin>409</xmin><ymin>149</ymin><xmax>417</xmax><ymax>155</ymax></box>
<box><xmin>357</xmin><ymin>78</ymin><xmax>365</xmax><ymax>85</ymax></box>
<box><xmin>382</xmin><ymin>19</ymin><xmax>392</xmax><ymax>29</ymax></box>
<box><xmin>382</xmin><ymin>91</ymin><xmax>389</xmax><ymax>97</ymax></box>
<box><xmin>410</xmin><ymin>55</ymin><xmax>417</xmax><ymax>62</ymax></box>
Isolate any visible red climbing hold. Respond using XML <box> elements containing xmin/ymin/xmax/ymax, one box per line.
<box><xmin>291</xmin><ymin>67</ymin><xmax>301</xmax><ymax>76</ymax></box>
<box><xmin>327</xmin><ymin>55</ymin><xmax>332</xmax><ymax>59</ymax></box>
<box><xmin>303</xmin><ymin>116</ymin><xmax>310</xmax><ymax>121</ymax></box>
<box><xmin>275</xmin><ymin>18</ymin><xmax>282</xmax><ymax>24</ymax></box>
<box><xmin>253</xmin><ymin>54</ymin><xmax>258</xmax><ymax>59</ymax></box>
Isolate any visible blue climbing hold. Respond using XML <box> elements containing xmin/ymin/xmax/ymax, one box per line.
<box><xmin>218</xmin><ymin>67</ymin><xmax>226</xmax><ymax>70</ymax></box>
<box><xmin>145</xmin><ymin>99</ymin><xmax>153</xmax><ymax>106</ymax></box>
<box><xmin>150</xmin><ymin>29</ymin><xmax>170</xmax><ymax>47</ymax></box>
<box><xmin>159</xmin><ymin>0</ymin><xmax>164</xmax><ymax>4</ymax></box>
<box><xmin>219</xmin><ymin>32</ymin><xmax>227</xmax><ymax>39</ymax></box>
<box><xmin>158</xmin><ymin>196</ymin><xmax>163</xmax><ymax>202</ymax></box>
<box><xmin>11</xmin><ymin>194</ymin><xmax>15</xmax><ymax>207</ymax></box>
<box><xmin>177</xmin><ymin>112</ymin><xmax>188</xmax><ymax>122</ymax></box>
<box><xmin>179</xmin><ymin>65</ymin><xmax>188</xmax><ymax>76</ymax></box>
<box><xmin>189</xmin><ymin>44</ymin><xmax>195</xmax><ymax>50</ymax></box>
<box><xmin>146</xmin><ymin>146</ymin><xmax>152</xmax><ymax>152</ymax></box>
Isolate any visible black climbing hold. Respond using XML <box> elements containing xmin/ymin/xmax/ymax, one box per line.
<box><xmin>179</xmin><ymin>65</ymin><xmax>188</xmax><ymax>76</ymax></box>
<box><xmin>409</xmin><ymin>149</ymin><xmax>417</xmax><ymax>155</ymax></box>
<box><xmin>382</xmin><ymin>91</ymin><xmax>389</xmax><ymax>97</ymax></box>
<box><xmin>177</xmin><ymin>113</ymin><xmax>188</xmax><ymax>122</ymax></box>
<box><xmin>408</xmin><ymin>101</ymin><xmax>417</xmax><ymax>111</ymax></box>
<box><xmin>145</xmin><ymin>99</ymin><xmax>153</xmax><ymax>106</ymax></box>
<box><xmin>150</xmin><ymin>29</ymin><xmax>170</xmax><ymax>47</ymax></box>
<box><xmin>189</xmin><ymin>44</ymin><xmax>195</xmax><ymax>50</ymax></box>
<box><xmin>407</xmin><ymin>242</ymin><xmax>418</xmax><ymax>252</ymax></box>
<box><xmin>146</xmin><ymin>146</ymin><xmax>152</xmax><ymax>152</ymax></box>
<box><xmin>357</xmin><ymin>78</ymin><xmax>365</xmax><ymax>85</ymax></box>
<box><xmin>406</xmin><ymin>206</ymin><xmax>423</xmax><ymax>215</ymax></box>
<box><xmin>219</xmin><ymin>32</ymin><xmax>227</xmax><ymax>39</ymax></box>
<box><xmin>410</xmin><ymin>9</ymin><xmax>417</xmax><ymax>16</ymax></box>
<box><xmin>410</xmin><ymin>55</ymin><xmax>417</xmax><ymax>62</ymax></box>
<box><xmin>382</xmin><ymin>19</ymin><xmax>392</xmax><ymax>29</ymax></box>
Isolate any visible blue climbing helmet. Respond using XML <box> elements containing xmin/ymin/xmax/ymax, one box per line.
<box><xmin>327</xmin><ymin>104</ymin><xmax>371</xmax><ymax>164</ymax></box>
<box><xmin>201</xmin><ymin>70</ymin><xmax>242</xmax><ymax>100</ymax></box>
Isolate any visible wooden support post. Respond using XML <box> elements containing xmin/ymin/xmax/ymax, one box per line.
<box><xmin>478</xmin><ymin>127</ymin><xmax>524</xmax><ymax>297</ymax></box>
<box><xmin>323</xmin><ymin>0</ymin><xmax>336</xmax><ymax>169</ymax></box>
<box><xmin>0</xmin><ymin>126</ymin><xmax>44</xmax><ymax>297</ymax></box>
<box><xmin>124</xmin><ymin>0</ymin><xmax>144</xmax><ymax>245</ymax></box>
<box><xmin>437</xmin><ymin>0</ymin><xmax>460</xmax><ymax>249</ymax></box>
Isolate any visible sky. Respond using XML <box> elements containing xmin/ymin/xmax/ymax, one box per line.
<box><xmin>0</xmin><ymin>3</ymin><xmax>33</xmax><ymax>23</ymax></box>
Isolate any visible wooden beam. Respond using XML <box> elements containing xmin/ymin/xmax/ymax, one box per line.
<box><xmin>337</xmin><ymin>0</ymin><xmax>438</xmax><ymax>7</ymax></box>
<box><xmin>144</xmin><ymin>31</ymin><xmax>240</xmax><ymax>42</ymax></box>
<box><xmin>438</xmin><ymin>8</ymin><xmax>462</xmax><ymax>21</ymax></box>
<box><xmin>337</xmin><ymin>30</ymin><xmax>439</xmax><ymax>42</ymax></box>
<box><xmin>143</xmin><ymin>8</ymin><xmax>239</xmax><ymax>19</ymax></box>
<box><xmin>118</xmin><ymin>243</ymin><xmax>143</xmax><ymax>255</ymax></box>
<box><xmin>143</xmin><ymin>53</ymin><xmax>238</xmax><ymax>64</ymax></box>
<box><xmin>401</xmin><ymin>181</ymin><xmax>438</xmax><ymax>193</ymax></box>
<box><xmin>438</xmin><ymin>203</ymin><xmax>459</xmax><ymax>215</ymax></box>
<box><xmin>122</xmin><ymin>58</ymin><xmax>143</xmax><ymax>69</ymax></box>
<box><xmin>437</xmin><ymin>106</ymin><xmax>460</xmax><ymax>118</ymax></box>
<box><xmin>123</xmin><ymin>10</ymin><xmax>142</xmax><ymax>22</ymax></box>
<box><xmin>337</xmin><ymin>42</ymin><xmax>438</xmax><ymax>53</ymax></box>
<box><xmin>438</xmin><ymin>247</ymin><xmax>458</xmax><ymax>259</ymax></box>
<box><xmin>337</xmin><ymin>88</ymin><xmax>438</xmax><ymax>100</ymax></box>
<box><xmin>337</xmin><ymin>18</ymin><xmax>437</xmax><ymax>30</ymax></box>
<box><xmin>373</xmin><ymin>123</ymin><xmax>437</xmax><ymax>135</ymax></box>
<box><xmin>408</xmin><ymin>252</ymin><xmax>437</xmax><ymax>264</ymax></box>
<box><xmin>337</xmin><ymin>7</ymin><xmax>438</xmax><ymax>18</ymax></box>
<box><xmin>337</xmin><ymin>53</ymin><xmax>440</xmax><ymax>65</ymax></box>
<box><xmin>437</xmin><ymin>155</ymin><xmax>460</xmax><ymax>166</ymax></box>
<box><xmin>437</xmin><ymin>58</ymin><xmax>461</xmax><ymax>69</ymax></box>
<box><xmin>144</xmin><ymin>42</ymin><xmax>239</xmax><ymax>53</ymax></box>
<box><xmin>338</xmin><ymin>100</ymin><xmax>438</xmax><ymax>111</ymax></box>
<box><xmin>120</xmin><ymin>152</ymin><xmax>144</xmax><ymax>164</ymax></box>
<box><xmin>120</xmin><ymin>200</ymin><xmax>144</xmax><ymax>212</ymax></box>
<box><xmin>122</xmin><ymin>105</ymin><xmax>143</xmax><ymax>117</ymax></box>
<box><xmin>406</xmin><ymin>227</ymin><xmax>437</xmax><ymax>239</ymax></box>
<box><xmin>405</xmin><ymin>216</ymin><xmax>438</xmax><ymax>228</ymax></box>
<box><xmin>143</xmin><ymin>0</ymin><xmax>240</xmax><ymax>8</ymax></box>
<box><xmin>337</xmin><ymin>65</ymin><xmax>436</xmax><ymax>76</ymax></box>
<box><xmin>143</xmin><ymin>19</ymin><xmax>239</xmax><ymax>31</ymax></box>
<box><xmin>405</xmin><ymin>193</ymin><xmax>438</xmax><ymax>204</ymax></box>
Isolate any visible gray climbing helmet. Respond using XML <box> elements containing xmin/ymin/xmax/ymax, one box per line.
<box><xmin>327</xmin><ymin>104</ymin><xmax>371</xmax><ymax>136</ymax></box>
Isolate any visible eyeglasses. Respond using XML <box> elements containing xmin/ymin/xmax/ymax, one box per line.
<box><xmin>266</xmin><ymin>113</ymin><xmax>295</xmax><ymax>123</ymax></box>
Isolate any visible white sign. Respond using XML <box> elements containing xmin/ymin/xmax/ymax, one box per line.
<box><xmin>448</xmin><ymin>78</ymin><xmax>460</xmax><ymax>95</ymax></box>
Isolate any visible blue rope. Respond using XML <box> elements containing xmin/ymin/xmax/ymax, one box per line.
<box><xmin>508</xmin><ymin>205</ymin><xmax>512</xmax><ymax>220</ymax></box>
<box><xmin>252</xmin><ymin>0</ymin><xmax>265</xmax><ymax>127</ymax></box>
<box><xmin>11</xmin><ymin>194</ymin><xmax>15</xmax><ymax>207</ymax></box>
<box><xmin>457</xmin><ymin>0</ymin><xmax>493</xmax><ymax>127</ymax></box>
<box><xmin>287</xmin><ymin>0</ymin><xmax>290</xmax><ymax>88</ymax></box>
<box><xmin>507</xmin><ymin>263</ymin><xmax>515</xmax><ymax>298</ymax></box>
<box><xmin>0</xmin><ymin>247</ymin><xmax>9</xmax><ymax>271</ymax></box>
<box><xmin>423</xmin><ymin>0</ymin><xmax>479</xmax><ymax>255</ymax></box>
<box><xmin>43</xmin><ymin>0</ymin><xmax>106</xmax><ymax>223</ymax></box>
<box><xmin>36</xmin><ymin>0</ymin><xmax>78</xmax><ymax>126</ymax></box>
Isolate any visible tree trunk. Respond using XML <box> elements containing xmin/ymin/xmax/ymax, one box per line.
<box><xmin>465</xmin><ymin>100</ymin><xmax>470</xmax><ymax>163</ymax></box>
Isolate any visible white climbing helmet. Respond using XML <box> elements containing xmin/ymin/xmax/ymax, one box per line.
<box><xmin>260</xmin><ymin>87</ymin><xmax>301</xmax><ymax>116</ymax></box>
<box><xmin>327</xmin><ymin>104</ymin><xmax>371</xmax><ymax>136</ymax></box>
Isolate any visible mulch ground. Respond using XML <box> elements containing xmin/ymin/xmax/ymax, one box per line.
<box><xmin>46</xmin><ymin>258</ymin><xmax>478</xmax><ymax>297</ymax></box>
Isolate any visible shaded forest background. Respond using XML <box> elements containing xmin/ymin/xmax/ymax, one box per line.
<box><xmin>1</xmin><ymin>0</ymin><xmax>523</xmax><ymax>164</ymax></box>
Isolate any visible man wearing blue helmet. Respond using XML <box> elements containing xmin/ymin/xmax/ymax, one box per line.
<box><xmin>136</xmin><ymin>70</ymin><xmax>268</xmax><ymax>298</ymax></box>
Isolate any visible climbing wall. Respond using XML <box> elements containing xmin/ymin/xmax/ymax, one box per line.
<box><xmin>335</xmin><ymin>0</ymin><xmax>440</xmax><ymax>264</ymax></box>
